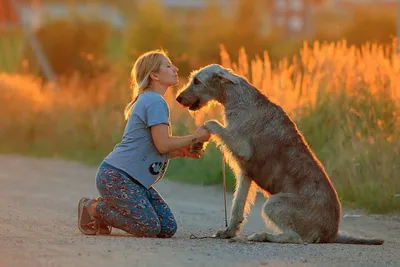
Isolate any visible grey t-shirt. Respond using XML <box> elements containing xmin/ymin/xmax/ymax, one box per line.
<box><xmin>104</xmin><ymin>90</ymin><xmax>171</xmax><ymax>189</ymax></box>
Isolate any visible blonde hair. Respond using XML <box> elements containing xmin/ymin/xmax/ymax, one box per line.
<box><xmin>124</xmin><ymin>49</ymin><xmax>170</xmax><ymax>120</ymax></box>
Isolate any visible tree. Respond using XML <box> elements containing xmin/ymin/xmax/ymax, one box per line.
<box><xmin>186</xmin><ymin>0</ymin><xmax>232</xmax><ymax>67</ymax></box>
<box><xmin>342</xmin><ymin>11</ymin><xmax>396</xmax><ymax>47</ymax></box>
<box><xmin>123</xmin><ymin>0</ymin><xmax>183</xmax><ymax>61</ymax></box>
<box><xmin>228</xmin><ymin>0</ymin><xmax>264</xmax><ymax>58</ymax></box>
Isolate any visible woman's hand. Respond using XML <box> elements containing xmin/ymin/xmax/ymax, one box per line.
<box><xmin>179</xmin><ymin>147</ymin><xmax>203</xmax><ymax>159</ymax></box>
<box><xmin>194</xmin><ymin>126</ymin><xmax>211</xmax><ymax>143</ymax></box>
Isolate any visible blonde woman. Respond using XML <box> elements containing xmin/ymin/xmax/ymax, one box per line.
<box><xmin>77</xmin><ymin>49</ymin><xmax>211</xmax><ymax>237</ymax></box>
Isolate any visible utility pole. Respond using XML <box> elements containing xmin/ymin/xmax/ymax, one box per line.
<box><xmin>8</xmin><ymin>0</ymin><xmax>58</xmax><ymax>88</ymax></box>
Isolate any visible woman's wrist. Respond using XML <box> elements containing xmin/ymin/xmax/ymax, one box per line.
<box><xmin>169</xmin><ymin>149</ymin><xmax>186</xmax><ymax>159</ymax></box>
<box><xmin>169</xmin><ymin>150</ymin><xmax>181</xmax><ymax>159</ymax></box>
<box><xmin>190</xmin><ymin>135</ymin><xmax>198</xmax><ymax>144</ymax></box>
<box><xmin>163</xmin><ymin>134</ymin><xmax>199</xmax><ymax>154</ymax></box>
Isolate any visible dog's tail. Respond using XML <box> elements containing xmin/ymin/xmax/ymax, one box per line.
<box><xmin>334</xmin><ymin>234</ymin><xmax>384</xmax><ymax>245</ymax></box>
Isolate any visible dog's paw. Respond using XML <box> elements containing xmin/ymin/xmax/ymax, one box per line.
<box><xmin>247</xmin><ymin>232</ymin><xmax>264</xmax><ymax>242</ymax></box>
<box><xmin>204</xmin><ymin>120</ymin><xmax>223</xmax><ymax>134</ymax></box>
<box><xmin>213</xmin><ymin>228</ymin><xmax>236</xmax><ymax>239</ymax></box>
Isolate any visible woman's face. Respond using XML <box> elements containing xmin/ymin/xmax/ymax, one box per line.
<box><xmin>154</xmin><ymin>56</ymin><xmax>179</xmax><ymax>87</ymax></box>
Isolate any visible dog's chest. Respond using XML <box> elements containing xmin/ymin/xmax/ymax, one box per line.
<box><xmin>224</xmin><ymin>112</ymin><xmax>247</xmax><ymax>131</ymax></box>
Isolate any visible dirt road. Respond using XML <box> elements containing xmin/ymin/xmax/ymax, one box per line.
<box><xmin>0</xmin><ymin>155</ymin><xmax>399</xmax><ymax>267</ymax></box>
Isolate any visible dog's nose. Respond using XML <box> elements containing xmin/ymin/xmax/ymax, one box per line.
<box><xmin>176</xmin><ymin>96</ymin><xmax>182</xmax><ymax>103</ymax></box>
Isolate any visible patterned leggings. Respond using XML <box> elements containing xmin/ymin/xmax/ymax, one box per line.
<box><xmin>94</xmin><ymin>162</ymin><xmax>177</xmax><ymax>238</ymax></box>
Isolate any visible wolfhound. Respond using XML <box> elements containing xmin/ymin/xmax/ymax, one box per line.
<box><xmin>176</xmin><ymin>64</ymin><xmax>384</xmax><ymax>245</ymax></box>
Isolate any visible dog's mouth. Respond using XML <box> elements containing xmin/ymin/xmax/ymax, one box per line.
<box><xmin>188</xmin><ymin>99</ymin><xmax>201</xmax><ymax>111</ymax></box>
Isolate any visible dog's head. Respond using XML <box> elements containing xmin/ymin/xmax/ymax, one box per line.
<box><xmin>176</xmin><ymin>64</ymin><xmax>240</xmax><ymax>111</ymax></box>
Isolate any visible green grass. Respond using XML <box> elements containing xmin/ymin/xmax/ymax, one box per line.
<box><xmin>0</xmin><ymin>29</ymin><xmax>24</xmax><ymax>72</ymax></box>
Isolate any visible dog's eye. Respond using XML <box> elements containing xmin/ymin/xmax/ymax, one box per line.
<box><xmin>193</xmin><ymin>78</ymin><xmax>200</xmax><ymax>84</ymax></box>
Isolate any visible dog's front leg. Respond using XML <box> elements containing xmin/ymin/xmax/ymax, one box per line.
<box><xmin>214</xmin><ymin>175</ymin><xmax>255</xmax><ymax>239</ymax></box>
<box><xmin>204</xmin><ymin>120</ymin><xmax>252</xmax><ymax>161</ymax></box>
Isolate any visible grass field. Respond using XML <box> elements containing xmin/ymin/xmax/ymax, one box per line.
<box><xmin>1</xmin><ymin>40</ymin><xmax>399</xmax><ymax>214</ymax></box>
<box><xmin>0</xmin><ymin>30</ymin><xmax>25</xmax><ymax>72</ymax></box>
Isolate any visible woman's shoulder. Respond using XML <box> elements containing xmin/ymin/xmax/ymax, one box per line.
<box><xmin>139</xmin><ymin>91</ymin><xmax>168</xmax><ymax>107</ymax></box>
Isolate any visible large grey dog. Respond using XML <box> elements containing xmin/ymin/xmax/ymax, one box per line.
<box><xmin>176</xmin><ymin>64</ymin><xmax>384</xmax><ymax>245</ymax></box>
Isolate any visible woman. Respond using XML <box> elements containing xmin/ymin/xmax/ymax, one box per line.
<box><xmin>77</xmin><ymin>49</ymin><xmax>211</xmax><ymax>238</ymax></box>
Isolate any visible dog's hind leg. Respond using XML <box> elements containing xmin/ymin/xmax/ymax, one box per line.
<box><xmin>247</xmin><ymin>230</ymin><xmax>303</xmax><ymax>244</ymax></box>
<box><xmin>214</xmin><ymin>175</ymin><xmax>257</xmax><ymax>239</ymax></box>
<box><xmin>247</xmin><ymin>194</ymin><xmax>319</xmax><ymax>244</ymax></box>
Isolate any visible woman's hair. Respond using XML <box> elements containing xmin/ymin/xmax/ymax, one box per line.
<box><xmin>124</xmin><ymin>49</ymin><xmax>169</xmax><ymax>120</ymax></box>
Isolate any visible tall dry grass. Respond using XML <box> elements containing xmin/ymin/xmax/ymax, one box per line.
<box><xmin>0</xmin><ymin>40</ymin><xmax>399</xmax><ymax>213</ymax></box>
<box><xmin>216</xmin><ymin>40</ymin><xmax>400</xmax><ymax>213</ymax></box>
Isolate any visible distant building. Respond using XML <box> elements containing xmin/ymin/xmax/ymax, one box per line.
<box><xmin>4</xmin><ymin>0</ymin><xmax>329</xmax><ymax>38</ymax></box>
<box><xmin>137</xmin><ymin>0</ymin><xmax>233</xmax><ymax>10</ymax></box>
<box><xmin>0</xmin><ymin>0</ymin><xmax>18</xmax><ymax>28</ymax></box>
<box><xmin>5</xmin><ymin>0</ymin><xmax>125</xmax><ymax>31</ymax></box>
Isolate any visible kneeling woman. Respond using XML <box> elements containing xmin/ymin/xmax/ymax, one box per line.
<box><xmin>77</xmin><ymin>49</ymin><xmax>211</xmax><ymax>237</ymax></box>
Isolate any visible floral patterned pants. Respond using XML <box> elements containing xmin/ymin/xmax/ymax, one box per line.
<box><xmin>94</xmin><ymin>162</ymin><xmax>177</xmax><ymax>238</ymax></box>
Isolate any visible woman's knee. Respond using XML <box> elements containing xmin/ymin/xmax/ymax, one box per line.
<box><xmin>103</xmin><ymin>205</ymin><xmax>163</xmax><ymax>237</ymax></box>
<box><xmin>157</xmin><ymin>218</ymin><xmax>178</xmax><ymax>238</ymax></box>
<box><xmin>144</xmin><ymin>222</ymin><xmax>163</xmax><ymax>237</ymax></box>
<box><xmin>125</xmin><ymin>219</ymin><xmax>162</xmax><ymax>237</ymax></box>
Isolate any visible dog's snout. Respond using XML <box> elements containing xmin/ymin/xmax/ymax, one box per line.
<box><xmin>176</xmin><ymin>95</ymin><xmax>182</xmax><ymax>103</ymax></box>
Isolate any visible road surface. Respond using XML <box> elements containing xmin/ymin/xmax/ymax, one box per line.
<box><xmin>0</xmin><ymin>155</ymin><xmax>399</xmax><ymax>267</ymax></box>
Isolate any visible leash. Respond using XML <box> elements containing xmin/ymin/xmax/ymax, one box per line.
<box><xmin>190</xmin><ymin>153</ymin><xmax>228</xmax><ymax>240</ymax></box>
<box><xmin>222</xmin><ymin>155</ymin><xmax>228</xmax><ymax>228</ymax></box>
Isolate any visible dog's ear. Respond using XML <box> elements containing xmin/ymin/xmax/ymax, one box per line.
<box><xmin>214</xmin><ymin>69</ymin><xmax>240</xmax><ymax>85</ymax></box>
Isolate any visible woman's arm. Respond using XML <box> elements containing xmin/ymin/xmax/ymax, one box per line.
<box><xmin>169</xmin><ymin>148</ymin><xmax>203</xmax><ymax>159</ymax></box>
<box><xmin>169</xmin><ymin>150</ymin><xmax>183</xmax><ymax>159</ymax></box>
<box><xmin>151</xmin><ymin>124</ymin><xmax>209</xmax><ymax>154</ymax></box>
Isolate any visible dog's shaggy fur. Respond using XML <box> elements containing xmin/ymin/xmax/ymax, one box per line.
<box><xmin>176</xmin><ymin>64</ymin><xmax>384</xmax><ymax>245</ymax></box>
